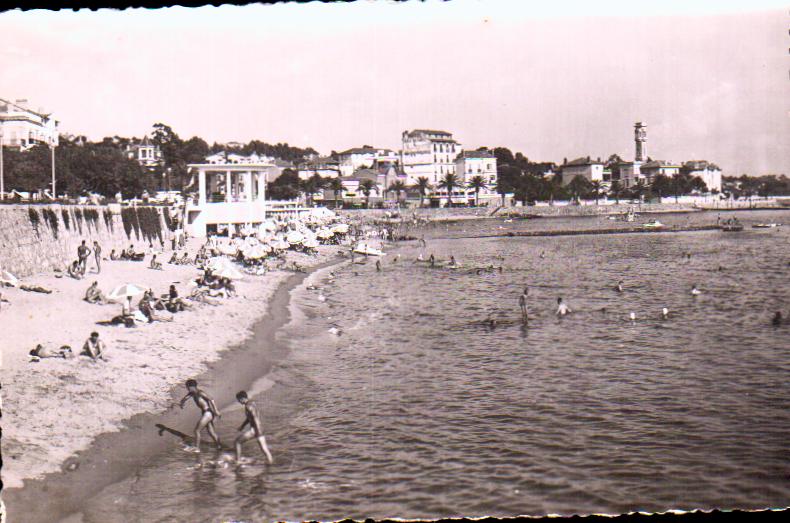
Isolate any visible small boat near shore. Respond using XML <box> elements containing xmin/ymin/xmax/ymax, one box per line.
<box><xmin>354</xmin><ymin>244</ymin><xmax>385</xmax><ymax>256</ymax></box>
<box><xmin>752</xmin><ymin>223</ymin><xmax>781</xmax><ymax>229</ymax></box>
<box><xmin>642</xmin><ymin>220</ymin><xmax>664</xmax><ymax>229</ymax></box>
<box><xmin>720</xmin><ymin>219</ymin><xmax>744</xmax><ymax>232</ymax></box>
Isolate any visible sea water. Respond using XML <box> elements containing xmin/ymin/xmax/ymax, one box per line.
<box><xmin>75</xmin><ymin>210</ymin><xmax>790</xmax><ymax>522</ymax></box>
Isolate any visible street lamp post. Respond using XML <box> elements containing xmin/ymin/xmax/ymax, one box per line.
<box><xmin>50</xmin><ymin>136</ymin><xmax>56</xmax><ymax>200</ymax></box>
<box><xmin>0</xmin><ymin>123</ymin><xmax>4</xmax><ymax>201</ymax></box>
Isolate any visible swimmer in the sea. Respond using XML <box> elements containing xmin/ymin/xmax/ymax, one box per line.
<box><xmin>556</xmin><ymin>297</ymin><xmax>571</xmax><ymax>316</ymax></box>
<box><xmin>691</xmin><ymin>284</ymin><xmax>701</xmax><ymax>296</ymax></box>
<box><xmin>179</xmin><ymin>379</ymin><xmax>222</xmax><ymax>451</ymax></box>
<box><xmin>661</xmin><ymin>307</ymin><xmax>669</xmax><ymax>320</ymax></box>
<box><xmin>615</xmin><ymin>280</ymin><xmax>624</xmax><ymax>293</ymax></box>
<box><xmin>772</xmin><ymin>311</ymin><xmax>783</xmax><ymax>326</ymax></box>
<box><xmin>234</xmin><ymin>391</ymin><xmax>273</xmax><ymax>464</ymax></box>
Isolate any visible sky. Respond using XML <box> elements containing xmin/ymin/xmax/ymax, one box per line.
<box><xmin>1</xmin><ymin>0</ymin><xmax>788</xmax><ymax>175</ymax></box>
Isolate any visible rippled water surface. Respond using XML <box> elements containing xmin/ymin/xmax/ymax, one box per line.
<box><xmin>80</xmin><ymin>211</ymin><xmax>790</xmax><ymax>522</ymax></box>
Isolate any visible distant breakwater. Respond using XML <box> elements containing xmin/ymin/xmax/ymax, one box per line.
<box><xmin>463</xmin><ymin>224</ymin><xmax>723</xmax><ymax>239</ymax></box>
<box><xmin>0</xmin><ymin>204</ymin><xmax>174</xmax><ymax>278</ymax></box>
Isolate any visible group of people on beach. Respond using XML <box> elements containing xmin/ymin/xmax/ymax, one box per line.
<box><xmin>30</xmin><ymin>330</ymin><xmax>107</xmax><ymax>363</ymax></box>
<box><xmin>179</xmin><ymin>379</ymin><xmax>273</xmax><ymax>463</ymax></box>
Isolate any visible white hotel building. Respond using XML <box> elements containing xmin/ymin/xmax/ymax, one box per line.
<box><xmin>0</xmin><ymin>98</ymin><xmax>59</xmax><ymax>149</ymax></box>
<box><xmin>400</xmin><ymin>129</ymin><xmax>460</xmax><ymax>185</ymax></box>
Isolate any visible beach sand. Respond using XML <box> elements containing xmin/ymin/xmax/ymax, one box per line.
<box><xmin>0</xmin><ymin>241</ymin><xmax>346</xmax><ymax>491</ymax></box>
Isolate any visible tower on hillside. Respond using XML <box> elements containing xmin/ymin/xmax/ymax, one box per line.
<box><xmin>634</xmin><ymin>122</ymin><xmax>647</xmax><ymax>162</ymax></box>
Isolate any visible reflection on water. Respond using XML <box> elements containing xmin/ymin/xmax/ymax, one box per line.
<box><xmin>79</xmin><ymin>211</ymin><xmax>790</xmax><ymax>523</ymax></box>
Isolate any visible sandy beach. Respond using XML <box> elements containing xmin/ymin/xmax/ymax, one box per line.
<box><xmin>0</xmin><ymin>240</ymin><xmax>347</xmax><ymax>492</ymax></box>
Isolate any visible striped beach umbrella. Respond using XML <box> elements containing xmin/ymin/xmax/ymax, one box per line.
<box><xmin>108</xmin><ymin>283</ymin><xmax>146</xmax><ymax>300</ymax></box>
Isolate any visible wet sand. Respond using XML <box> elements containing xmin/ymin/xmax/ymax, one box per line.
<box><xmin>0</xmin><ymin>242</ymin><xmax>350</xmax><ymax>522</ymax></box>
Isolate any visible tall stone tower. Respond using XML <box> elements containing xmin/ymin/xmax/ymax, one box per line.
<box><xmin>634</xmin><ymin>122</ymin><xmax>647</xmax><ymax>162</ymax></box>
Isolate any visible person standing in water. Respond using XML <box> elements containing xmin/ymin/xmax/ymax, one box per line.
<box><xmin>179</xmin><ymin>379</ymin><xmax>222</xmax><ymax>451</ymax></box>
<box><xmin>376</xmin><ymin>259</ymin><xmax>382</xmax><ymax>272</ymax></box>
<box><xmin>429</xmin><ymin>254</ymin><xmax>436</xmax><ymax>268</ymax></box>
<box><xmin>556</xmin><ymin>297</ymin><xmax>571</xmax><ymax>316</ymax></box>
<box><xmin>615</xmin><ymin>280</ymin><xmax>624</xmax><ymax>293</ymax></box>
<box><xmin>234</xmin><ymin>391</ymin><xmax>273</xmax><ymax>463</ymax></box>
<box><xmin>519</xmin><ymin>287</ymin><xmax>529</xmax><ymax>323</ymax></box>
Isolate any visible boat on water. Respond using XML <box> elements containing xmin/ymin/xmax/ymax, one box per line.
<box><xmin>720</xmin><ymin>219</ymin><xmax>744</xmax><ymax>232</ymax></box>
<box><xmin>752</xmin><ymin>223</ymin><xmax>781</xmax><ymax>229</ymax></box>
<box><xmin>642</xmin><ymin>220</ymin><xmax>664</xmax><ymax>229</ymax></box>
<box><xmin>354</xmin><ymin>243</ymin><xmax>385</xmax><ymax>256</ymax></box>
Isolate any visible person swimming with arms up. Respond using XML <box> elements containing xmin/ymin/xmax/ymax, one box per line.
<box><xmin>179</xmin><ymin>379</ymin><xmax>222</xmax><ymax>451</ymax></box>
<box><xmin>234</xmin><ymin>390</ymin><xmax>273</xmax><ymax>463</ymax></box>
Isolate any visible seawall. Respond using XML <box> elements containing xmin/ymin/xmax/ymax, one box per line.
<box><xmin>0</xmin><ymin>204</ymin><xmax>174</xmax><ymax>278</ymax></box>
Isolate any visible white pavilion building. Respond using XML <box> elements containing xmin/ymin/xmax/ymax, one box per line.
<box><xmin>185</xmin><ymin>162</ymin><xmax>282</xmax><ymax>237</ymax></box>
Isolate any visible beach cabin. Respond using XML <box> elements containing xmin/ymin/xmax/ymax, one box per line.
<box><xmin>185</xmin><ymin>162</ymin><xmax>278</xmax><ymax>237</ymax></box>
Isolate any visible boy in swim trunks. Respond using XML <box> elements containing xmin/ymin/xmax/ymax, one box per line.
<box><xmin>179</xmin><ymin>379</ymin><xmax>222</xmax><ymax>451</ymax></box>
<box><xmin>234</xmin><ymin>391</ymin><xmax>273</xmax><ymax>463</ymax></box>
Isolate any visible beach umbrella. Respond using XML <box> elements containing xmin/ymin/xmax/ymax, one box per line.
<box><xmin>108</xmin><ymin>283</ymin><xmax>147</xmax><ymax>300</ymax></box>
<box><xmin>286</xmin><ymin>231</ymin><xmax>304</xmax><ymax>244</ymax></box>
<box><xmin>316</xmin><ymin>228</ymin><xmax>334</xmax><ymax>240</ymax></box>
<box><xmin>214</xmin><ymin>265</ymin><xmax>244</xmax><ymax>280</ymax></box>
<box><xmin>220</xmin><ymin>244</ymin><xmax>238</xmax><ymax>256</ymax></box>
<box><xmin>0</xmin><ymin>270</ymin><xmax>19</xmax><ymax>287</ymax></box>
<box><xmin>331</xmin><ymin>223</ymin><xmax>349</xmax><ymax>234</ymax></box>
<box><xmin>270</xmin><ymin>239</ymin><xmax>290</xmax><ymax>250</ymax></box>
<box><xmin>303</xmin><ymin>238</ymin><xmax>320</xmax><ymax>249</ymax></box>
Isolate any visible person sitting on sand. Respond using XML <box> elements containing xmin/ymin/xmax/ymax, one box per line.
<box><xmin>179</xmin><ymin>252</ymin><xmax>192</xmax><ymax>265</ymax></box>
<box><xmin>234</xmin><ymin>390</ymin><xmax>273</xmax><ymax>463</ymax></box>
<box><xmin>84</xmin><ymin>281</ymin><xmax>111</xmax><ymax>304</ymax></box>
<box><xmin>169</xmin><ymin>252</ymin><xmax>179</xmax><ymax>264</ymax></box>
<box><xmin>149</xmin><ymin>254</ymin><xmax>163</xmax><ymax>270</ymax></box>
<box><xmin>556</xmin><ymin>297</ymin><xmax>572</xmax><ymax>316</ymax></box>
<box><xmin>68</xmin><ymin>259</ymin><xmax>84</xmax><ymax>280</ymax></box>
<box><xmin>165</xmin><ymin>285</ymin><xmax>191</xmax><ymax>313</ymax></box>
<box><xmin>29</xmin><ymin>344</ymin><xmax>73</xmax><ymax>361</ymax></box>
<box><xmin>109</xmin><ymin>249</ymin><xmax>119</xmax><ymax>261</ymax></box>
<box><xmin>179</xmin><ymin>379</ymin><xmax>222</xmax><ymax>452</ymax></box>
<box><xmin>82</xmin><ymin>331</ymin><xmax>106</xmax><ymax>361</ymax></box>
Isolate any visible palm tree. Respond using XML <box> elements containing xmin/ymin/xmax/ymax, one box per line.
<box><xmin>467</xmin><ymin>175</ymin><xmax>488</xmax><ymax>206</ymax></box>
<box><xmin>413</xmin><ymin>176</ymin><xmax>432</xmax><ymax>207</ymax></box>
<box><xmin>359</xmin><ymin>179</ymin><xmax>376</xmax><ymax>208</ymax></box>
<box><xmin>388</xmin><ymin>180</ymin><xmax>407</xmax><ymax>203</ymax></box>
<box><xmin>329</xmin><ymin>177</ymin><xmax>344</xmax><ymax>208</ymax></box>
<box><xmin>438</xmin><ymin>173</ymin><xmax>460</xmax><ymax>207</ymax></box>
<box><xmin>590</xmin><ymin>180</ymin><xmax>604</xmax><ymax>204</ymax></box>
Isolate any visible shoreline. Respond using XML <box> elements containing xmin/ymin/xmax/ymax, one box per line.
<box><xmin>1</xmin><ymin>251</ymin><xmax>352</xmax><ymax>523</ymax></box>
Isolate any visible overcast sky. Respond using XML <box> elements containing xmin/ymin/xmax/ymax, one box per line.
<box><xmin>1</xmin><ymin>0</ymin><xmax>788</xmax><ymax>175</ymax></box>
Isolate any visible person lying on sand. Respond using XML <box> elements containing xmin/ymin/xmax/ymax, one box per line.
<box><xmin>82</xmin><ymin>331</ymin><xmax>106</xmax><ymax>361</ymax></box>
<box><xmin>84</xmin><ymin>281</ymin><xmax>111</xmax><ymax>304</ymax></box>
<box><xmin>189</xmin><ymin>288</ymin><xmax>221</xmax><ymax>306</ymax></box>
<box><xmin>234</xmin><ymin>390</ymin><xmax>273</xmax><ymax>463</ymax></box>
<box><xmin>29</xmin><ymin>344</ymin><xmax>74</xmax><ymax>361</ymax></box>
<box><xmin>19</xmin><ymin>283</ymin><xmax>53</xmax><ymax>294</ymax></box>
<box><xmin>180</xmin><ymin>379</ymin><xmax>222</xmax><ymax>451</ymax></box>
<box><xmin>139</xmin><ymin>291</ymin><xmax>173</xmax><ymax>322</ymax></box>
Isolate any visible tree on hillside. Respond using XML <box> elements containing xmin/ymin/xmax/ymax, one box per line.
<box><xmin>609</xmin><ymin>180</ymin><xmax>623</xmax><ymax>204</ymax></box>
<box><xmin>467</xmin><ymin>175</ymin><xmax>488</xmax><ymax>206</ymax></box>
<box><xmin>267</xmin><ymin>168</ymin><xmax>300</xmax><ymax>200</ymax></box>
<box><xmin>412</xmin><ymin>176</ymin><xmax>432</xmax><ymax>207</ymax></box>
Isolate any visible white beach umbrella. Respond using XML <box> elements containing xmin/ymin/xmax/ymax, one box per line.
<box><xmin>0</xmin><ymin>270</ymin><xmax>19</xmax><ymax>287</ymax></box>
<box><xmin>215</xmin><ymin>265</ymin><xmax>244</xmax><ymax>280</ymax></box>
<box><xmin>286</xmin><ymin>231</ymin><xmax>304</xmax><ymax>244</ymax></box>
<box><xmin>303</xmin><ymin>238</ymin><xmax>320</xmax><ymax>249</ymax></box>
<box><xmin>108</xmin><ymin>283</ymin><xmax>147</xmax><ymax>300</ymax></box>
<box><xmin>220</xmin><ymin>244</ymin><xmax>238</xmax><ymax>256</ymax></box>
<box><xmin>316</xmin><ymin>228</ymin><xmax>334</xmax><ymax>239</ymax></box>
<box><xmin>331</xmin><ymin>223</ymin><xmax>349</xmax><ymax>234</ymax></box>
<box><xmin>270</xmin><ymin>239</ymin><xmax>290</xmax><ymax>250</ymax></box>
